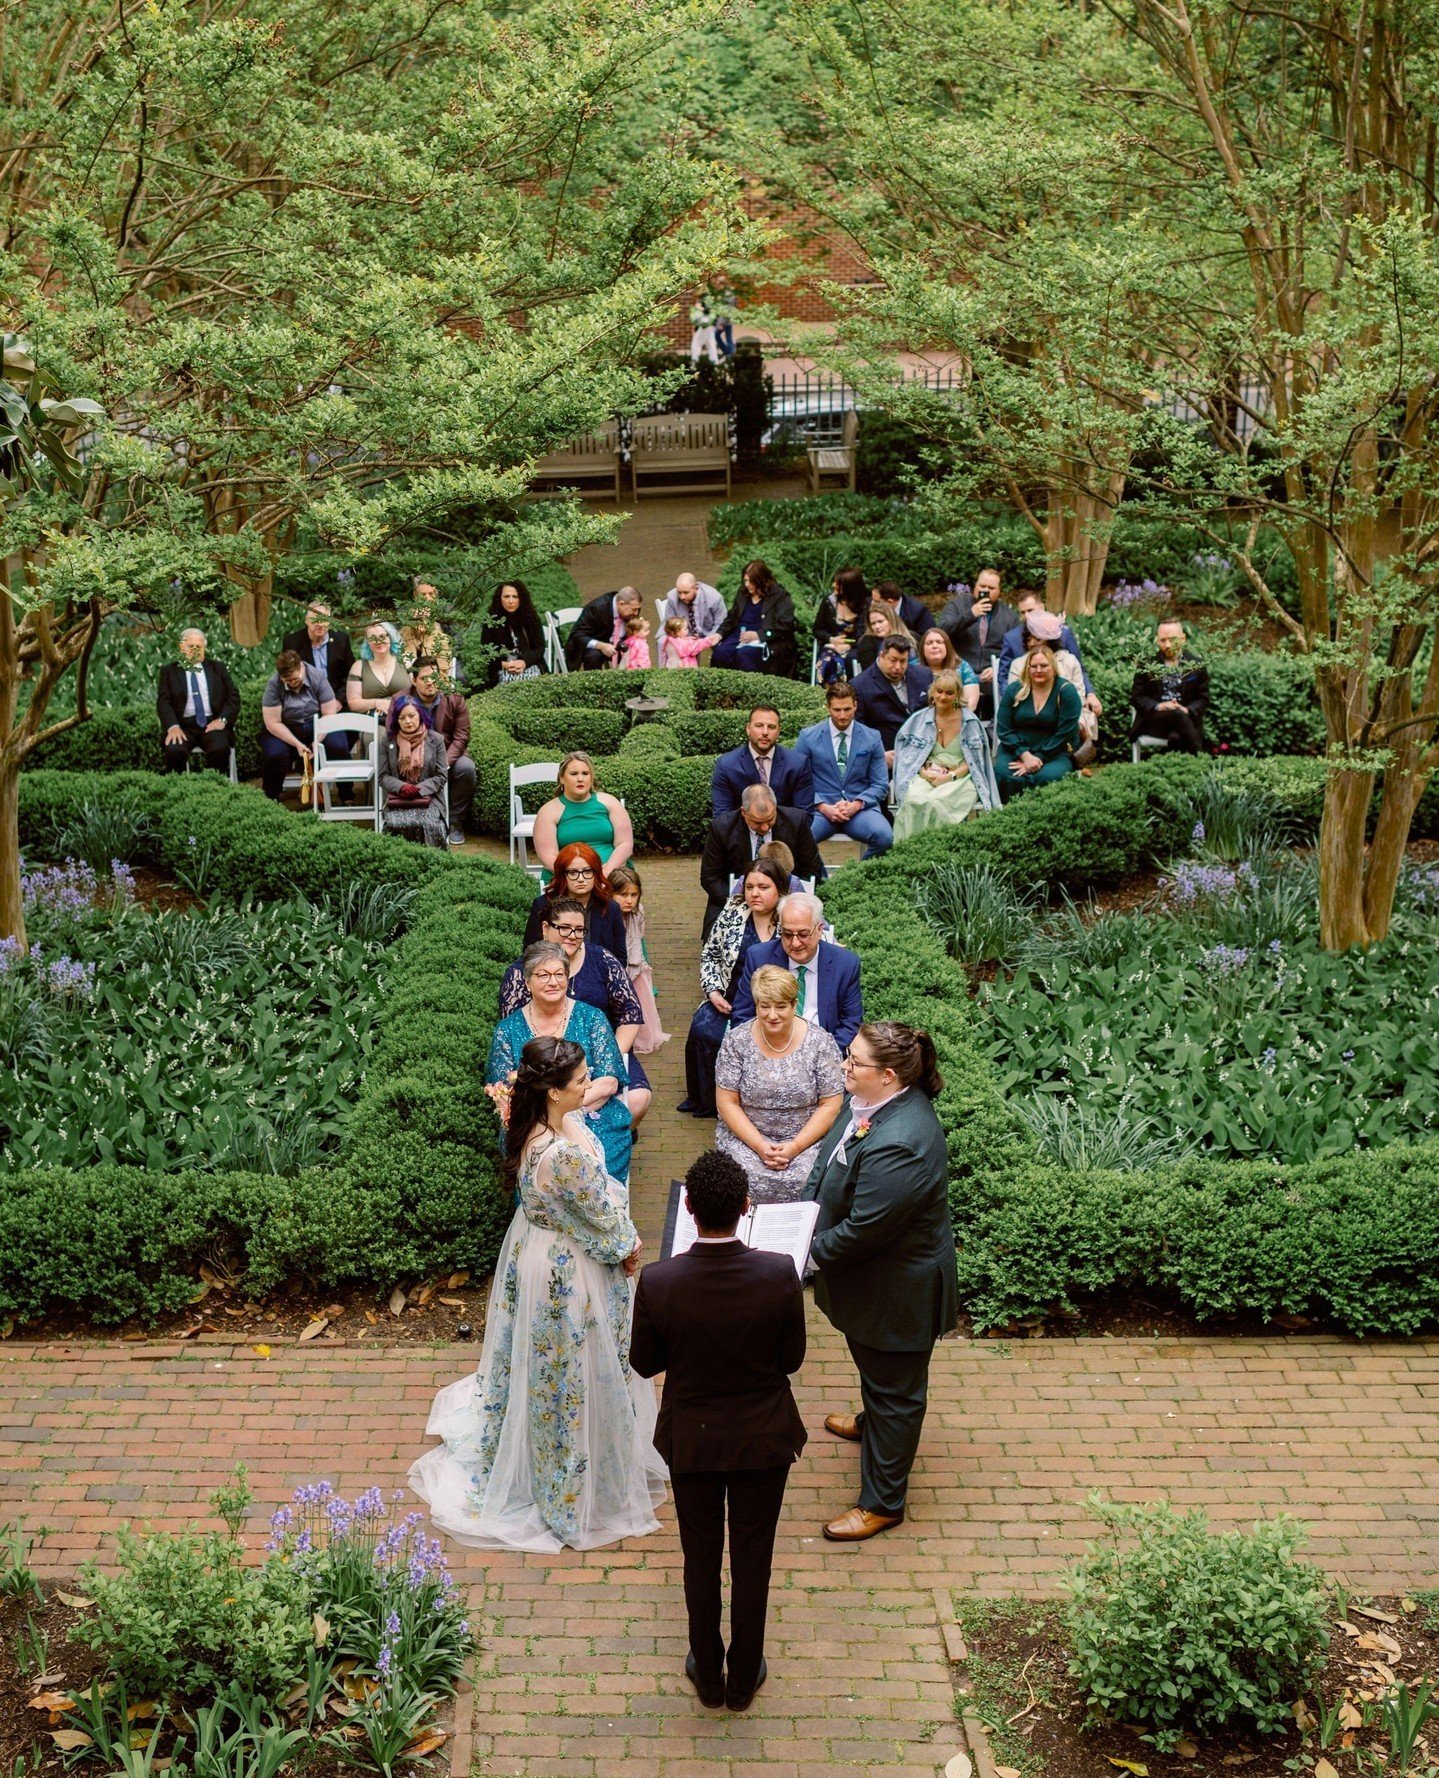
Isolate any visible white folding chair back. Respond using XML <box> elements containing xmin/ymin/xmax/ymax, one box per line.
<box><xmin>810</xmin><ymin>638</ymin><xmax>820</xmax><ymax>685</ymax></box>
<box><xmin>545</xmin><ymin>608</ymin><xmax>582</xmax><ymax>675</ymax></box>
<box><xmin>509</xmin><ymin>761</ymin><xmax>560</xmax><ymax>872</ymax></box>
<box><xmin>313</xmin><ymin>713</ymin><xmax>382</xmax><ymax>829</ymax></box>
<box><xmin>655</xmin><ymin>597</ymin><xmax>668</xmax><ymax>634</ymax></box>
<box><xmin>988</xmin><ymin>651</ymin><xmax>1002</xmax><ymax>746</ymax></box>
<box><xmin>1131</xmin><ymin>709</ymin><xmax>1169</xmax><ymax>764</ymax></box>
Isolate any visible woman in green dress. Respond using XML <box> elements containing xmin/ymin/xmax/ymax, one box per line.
<box><xmin>995</xmin><ymin>643</ymin><xmax>1083</xmax><ymax>802</ymax></box>
<box><xmin>532</xmin><ymin>751</ymin><xmax>633</xmax><ymax>882</ymax></box>
<box><xmin>892</xmin><ymin>669</ymin><xmax>1001</xmax><ymax>840</ymax></box>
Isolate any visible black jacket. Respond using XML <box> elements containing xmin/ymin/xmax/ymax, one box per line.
<box><xmin>282</xmin><ymin>627</ymin><xmax>355</xmax><ymax>701</ymax></box>
<box><xmin>852</xmin><ymin>660</ymin><xmax>933</xmax><ymax>750</ymax></box>
<box><xmin>699</xmin><ymin>806</ymin><xmax>825</xmax><ymax>936</ymax></box>
<box><xmin>806</xmin><ymin>1088</ymin><xmax>957</xmax><ymax>1353</ymax></box>
<box><xmin>478</xmin><ymin>616</ymin><xmax>543</xmax><ymax>684</ymax></box>
<box><xmin>564</xmin><ymin>592</ymin><xmax>627</xmax><ymax>669</ymax></box>
<box><xmin>157</xmin><ymin>659</ymin><xmax>241</xmax><ymax>732</ymax></box>
<box><xmin>630</xmin><ymin>1240</ymin><xmax>807</xmax><ymax>1474</ymax></box>
<box><xmin>718</xmin><ymin>582</ymin><xmax>798</xmax><ymax>679</ymax></box>
<box><xmin>935</xmin><ymin>590</ymin><xmax>1021</xmax><ymax>674</ymax></box>
<box><xmin>1130</xmin><ymin>656</ymin><xmax>1210</xmax><ymax>735</ymax></box>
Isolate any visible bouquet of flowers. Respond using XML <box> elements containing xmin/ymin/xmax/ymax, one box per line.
<box><xmin>484</xmin><ymin>1070</ymin><xmax>517</xmax><ymax>1127</ymax></box>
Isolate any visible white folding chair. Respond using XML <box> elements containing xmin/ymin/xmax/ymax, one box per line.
<box><xmin>1131</xmin><ymin>711</ymin><xmax>1169</xmax><ymax>764</ymax></box>
<box><xmin>313</xmin><ymin>713</ymin><xmax>382</xmax><ymax>829</ymax></box>
<box><xmin>509</xmin><ymin>761</ymin><xmax>559</xmax><ymax>872</ymax></box>
<box><xmin>987</xmin><ymin>651</ymin><xmax>1002</xmax><ymax>746</ymax></box>
<box><xmin>655</xmin><ymin>597</ymin><xmax>668</xmax><ymax>634</ymax></box>
<box><xmin>545</xmin><ymin>607</ymin><xmax>582</xmax><ymax>675</ymax></box>
<box><xmin>809</xmin><ymin>638</ymin><xmax>820</xmax><ymax>686</ymax></box>
<box><xmin>187</xmin><ymin>743</ymin><xmax>239</xmax><ymax>785</ymax></box>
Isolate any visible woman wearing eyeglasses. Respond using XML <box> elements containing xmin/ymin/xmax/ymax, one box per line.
<box><xmin>523</xmin><ymin>841</ymin><xmax>627</xmax><ymax>961</ymax></box>
<box><xmin>488</xmin><ymin>941</ymin><xmax>636</xmax><ymax>1185</ymax></box>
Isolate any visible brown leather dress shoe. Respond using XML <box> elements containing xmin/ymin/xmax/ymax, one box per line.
<box><xmin>823</xmin><ymin>1412</ymin><xmax>862</xmax><ymax>1442</ymax></box>
<box><xmin>823</xmin><ymin>1506</ymin><xmax>904</xmax><ymax>1541</ymax></box>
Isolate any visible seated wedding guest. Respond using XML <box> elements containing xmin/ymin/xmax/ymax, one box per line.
<box><xmin>531</xmin><ymin>752</ymin><xmax>633</xmax><ymax>880</ymax></box>
<box><xmin>380</xmin><ymin>693</ymin><xmax>450</xmax><ymax>847</ymax></box>
<box><xmin>715</xmin><ymin>965</ymin><xmax>844</xmax><ymax>1203</ymax></box>
<box><xmin>851</xmin><ymin>600</ymin><xmax>914</xmax><ymax>675</ymax></box>
<box><xmin>409</xmin><ymin>656</ymin><xmax>473</xmax><ymax>846</ymax></box>
<box><xmin>661</xmin><ymin>572</ymin><xmax>727</xmax><ymax>636</ymax></box>
<box><xmin>629</xmin><ymin>1148</ymin><xmax>806</xmax><ymax>1713</ymax></box>
<box><xmin>1130</xmin><ymin>618</ymin><xmax>1209</xmax><ymax>754</ymax></box>
<box><xmin>259</xmin><ymin>648</ymin><xmax>343</xmax><ymax>800</ymax></box>
<box><xmin>713</xmin><ymin>561</ymin><xmax>798</xmax><ymax>678</ymax></box>
<box><xmin>347</xmin><ymin>619</ymin><xmax>411</xmax><ymax>716</ymax></box>
<box><xmin>565</xmin><ymin>585</ymin><xmax>642</xmax><ymax>670</ymax></box>
<box><xmin>479</xmin><ymin>580</ymin><xmax>544</xmax><ymax>687</ymax></box>
<box><xmin>414</xmin><ymin>1030</ymin><xmax>661</xmax><ymax>1552</ymax></box>
<box><xmin>892</xmin><ymin>669</ymin><xmax>1001</xmax><ymax>840</ymax></box>
<box><xmin>996</xmin><ymin>641</ymin><xmax>1083</xmax><ymax>800</ymax></box>
<box><xmin>681</xmin><ymin>860</ymin><xmax>786</xmax><ymax>1117</ymax></box>
<box><xmin>487</xmin><ymin>944</ymin><xmax>634</xmax><ymax>1187</ymax></box>
<box><xmin>731</xmin><ymin>891</ymin><xmax>863</xmax><ymax>1050</ymax></box>
<box><xmin>283</xmin><ymin>600</ymin><xmax>355</xmax><ymax>704</ymax></box>
<box><xmin>158</xmin><ymin>628</ymin><xmax>241</xmax><ymax>774</ymax></box>
<box><xmin>620</xmin><ymin>612</ymin><xmax>653</xmax><ymax>670</ymax></box>
<box><xmin>401</xmin><ymin>577</ymin><xmax>454</xmax><ymax>674</ymax></box>
<box><xmin>794</xmin><ymin>683</ymin><xmax>892</xmax><ymax>858</ymax></box>
<box><xmin>852</xmin><ymin>636</ymin><xmax>933</xmax><ymax>764</ymax></box>
<box><xmin>917</xmin><ymin>627</ymin><xmax>981</xmax><ymax>710</ymax></box>
<box><xmin>502</xmin><ymin>899</ymin><xmax>651</xmax><ymax>1129</ymax></box>
<box><xmin>873</xmin><ymin>578</ymin><xmax>931</xmax><ymax>637</ymax></box>
<box><xmin>1004</xmin><ymin>610</ymin><xmax>1098</xmax><ymax>751</ymax></box>
<box><xmin>813</xmin><ymin>568</ymin><xmax>868</xmax><ymax>686</ymax></box>
<box><xmin>756</xmin><ymin>840</ymin><xmax>805</xmax><ymax>896</ymax></box>
<box><xmin>523</xmin><ymin>842</ymin><xmax>627</xmax><ymax>959</ymax></box>
<box><xmin>995</xmin><ymin>590</ymin><xmax>1095</xmax><ymax>712</ymax></box>
<box><xmin>607</xmin><ymin>865</ymin><xmax>669</xmax><ymax>1055</ymax></box>
<box><xmin>711</xmin><ymin>705</ymin><xmax>813</xmax><ymax>817</ymax></box>
<box><xmin>700</xmin><ymin>785</ymin><xmax>824</xmax><ymax>939</ymax></box>
<box><xmin>936</xmin><ymin>566</ymin><xmax>1020</xmax><ymax>710</ymax></box>
<box><xmin>660</xmin><ymin>615</ymin><xmax>719</xmax><ymax>669</ymax></box>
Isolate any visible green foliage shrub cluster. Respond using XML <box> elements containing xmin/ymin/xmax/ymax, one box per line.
<box><xmin>1063</xmin><ymin>1497</ymin><xmax>1328</xmax><ymax>1746</ymax></box>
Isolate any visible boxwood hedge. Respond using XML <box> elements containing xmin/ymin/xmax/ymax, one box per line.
<box><xmin>6</xmin><ymin>771</ymin><xmax>532</xmax><ymax>1324</ymax></box>
<box><xmin>820</xmin><ymin>753</ymin><xmax>1439</xmax><ymax>1336</ymax></box>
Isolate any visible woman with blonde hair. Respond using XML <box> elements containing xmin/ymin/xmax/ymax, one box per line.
<box><xmin>995</xmin><ymin>641</ymin><xmax>1083</xmax><ymax>800</ymax></box>
<box><xmin>853</xmin><ymin>601</ymin><xmax>915</xmax><ymax>674</ymax></box>
<box><xmin>892</xmin><ymin>668</ymin><xmax>1000</xmax><ymax>839</ymax></box>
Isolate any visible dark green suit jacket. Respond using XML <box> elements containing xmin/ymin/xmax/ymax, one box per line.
<box><xmin>806</xmin><ymin>1088</ymin><xmax>957</xmax><ymax>1353</ymax></box>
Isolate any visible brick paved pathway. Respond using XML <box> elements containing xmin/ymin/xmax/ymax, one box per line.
<box><xmin>4</xmin><ymin>859</ymin><xmax>1439</xmax><ymax>1778</ymax></box>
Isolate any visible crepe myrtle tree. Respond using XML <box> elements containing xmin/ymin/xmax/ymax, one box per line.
<box><xmin>765</xmin><ymin>0</ymin><xmax>1439</xmax><ymax>948</ymax></box>
<box><xmin>0</xmin><ymin>0</ymin><xmax>753</xmax><ymax>948</ymax></box>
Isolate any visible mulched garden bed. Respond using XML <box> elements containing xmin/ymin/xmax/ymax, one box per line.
<box><xmin>958</xmin><ymin>1594</ymin><xmax>1439</xmax><ymax>1778</ymax></box>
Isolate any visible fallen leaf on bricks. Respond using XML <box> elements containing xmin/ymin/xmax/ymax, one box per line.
<box><xmin>251</xmin><ymin>1344</ymin><xmax>271</xmax><ymax>1359</ymax></box>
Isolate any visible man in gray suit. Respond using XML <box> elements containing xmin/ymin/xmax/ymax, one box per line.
<box><xmin>806</xmin><ymin>1020</ymin><xmax>956</xmax><ymax>1541</ymax></box>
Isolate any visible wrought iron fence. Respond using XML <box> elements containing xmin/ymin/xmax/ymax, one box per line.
<box><xmin>764</xmin><ymin>365</ymin><xmax>964</xmax><ymax>444</ymax></box>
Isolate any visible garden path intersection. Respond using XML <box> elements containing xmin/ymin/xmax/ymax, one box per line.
<box><xmin>2</xmin><ymin>859</ymin><xmax>1438</xmax><ymax>1778</ymax></box>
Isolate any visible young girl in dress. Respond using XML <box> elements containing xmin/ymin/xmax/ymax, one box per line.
<box><xmin>659</xmin><ymin>615</ymin><xmax>718</xmax><ymax>669</ymax></box>
<box><xmin>620</xmin><ymin>613</ymin><xmax>653</xmax><ymax>670</ymax></box>
<box><xmin>608</xmin><ymin>865</ymin><xmax>669</xmax><ymax>1053</ymax></box>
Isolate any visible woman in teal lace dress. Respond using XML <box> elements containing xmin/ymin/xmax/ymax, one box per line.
<box><xmin>409</xmin><ymin>1036</ymin><xmax>666</xmax><ymax>1552</ymax></box>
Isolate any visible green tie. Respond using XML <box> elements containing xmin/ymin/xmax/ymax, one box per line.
<box><xmin>796</xmin><ymin>964</ymin><xmax>809</xmax><ymax>1016</ymax></box>
<box><xmin>836</xmin><ymin>731</ymin><xmax>848</xmax><ymax>773</ymax></box>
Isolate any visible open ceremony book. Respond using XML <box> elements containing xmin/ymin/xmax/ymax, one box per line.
<box><xmin>660</xmin><ymin>1181</ymin><xmax>820</xmax><ymax>1281</ymax></box>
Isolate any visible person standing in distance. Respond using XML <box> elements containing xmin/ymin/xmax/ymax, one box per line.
<box><xmin>806</xmin><ymin>1021</ymin><xmax>955</xmax><ymax>1541</ymax></box>
<box><xmin>630</xmin><ymin>1151</ymin><xmax>807</xmax><ymax>1712</ymax></box>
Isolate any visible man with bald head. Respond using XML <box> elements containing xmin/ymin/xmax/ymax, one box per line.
<box><xmin>662</xmin><ymin>572</ymin><xmax>726</xmax><ymax>637</ymax></box>
<box><xmin>566</xmin><ymin>584</ymin><xmax>644</xmax><ymax>670</ymax></box>
<box><xmin>157</xmin><ymin>627</ymin><xmax>241</xmax><ymax>774</ymax></box>
<box><xmin>699</xmin><ymin>783</ymin><xmax>824</xmax><ymax>938</ymax></box>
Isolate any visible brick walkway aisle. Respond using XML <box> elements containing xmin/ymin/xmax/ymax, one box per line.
<box><xmin>4</xmin><ymin>859</ymin><xmax>1439</xmax><ymax>1777</ymax></box>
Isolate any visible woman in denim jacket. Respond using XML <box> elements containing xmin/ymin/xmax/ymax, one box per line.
<box><xmin>891</xmin><ymin>669</ymin><xmax>1001</xmax><ymax>840</ymax></box>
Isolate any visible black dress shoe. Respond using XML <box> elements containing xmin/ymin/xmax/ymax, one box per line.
<box><xmin>726</xmin><ymin>1656</ymin><xmax>767</xmax><ymax>1712</ymax></box>
<box><xmin>685</xmin><ymin>1651</ymin><xmax>725</xmax><ymax>1709</ymax></box>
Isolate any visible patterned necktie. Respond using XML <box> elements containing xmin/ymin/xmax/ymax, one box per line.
<box><xmin>685</xmin><ymin>600</ymin><xmax>698</xmax><ymax>638</ymax></box>
<box><xmin>189</xmin><ymin>669</ymin><xmax>209</xmax><ymax>724</ymax></box>
<box><xmin>795</xmin><ymin>964</ymin><xmax>809</xmax><ymax>1017</ymax></box>
<box><xmin>757</xmin><ymin>753</ymin><xmax>770</xmax><ymax>786</ymax></box>
<box><xmin>977</xmin><ymin>612</ymin><xmax>989</xmax><ymax>650</ymax></box>
<box><xmin>836</xmin><ymin>730</ymin><xmax>849</xmax><ymax>774</ymax></box>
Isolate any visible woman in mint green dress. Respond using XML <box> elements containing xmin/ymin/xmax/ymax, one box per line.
<box><xmin>892</xmin><ymin>669</ymin><xmax>1001</xmax><ymax>840</ymax></box>
<box><xmin>531</xmin><ymin>751</ymin><xmax>633</xmax><ymax>882</ymax></box>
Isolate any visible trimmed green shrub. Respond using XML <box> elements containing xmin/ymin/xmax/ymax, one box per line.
<box><xmin>669</xmin><ymin>710</ymin><xmax>751</xmax><ymax>755</ymax></box>
<box><xmin>509</xmin><ymin>708</ymin><xmax>626</xmax><ymax>753</ymax></box>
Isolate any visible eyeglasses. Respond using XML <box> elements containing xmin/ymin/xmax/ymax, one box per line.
<box><xmin>842</xmin><ymin>1052</ymin><xmax>879</xmax><ymax>1070</ymax></box>
<box><xmin>779</xmin><ymin>926</ymin><xmax>816</xmax><ymax>941</ymax></box>
<box><xmin>530</xmin><ymin>969</ymin><xmax>569</xmax><ymax>983</ymax></box>
<box><xmin>564</xmin><ymin>865</ymin><xmax>595</xmax><ymax>880</ymax></box>
<box><xmin>546</xmin><ymin>923</ymin><xmax>585</xmax><ymax>938</ymax></box>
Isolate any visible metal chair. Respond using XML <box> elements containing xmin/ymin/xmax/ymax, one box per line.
<box><xmin>509</xmin><ymin>761</ymin><xmax>560</xmax><ymax>872</ymax></box>
<box><xmin>313</xmin><ymin>713</ymin><xmax>382</xmax><ymax>828</ymax></box>
<box><xmin>1131</xmin><ymin>713</ymin><xmax>1169</xmax><ymax>765</ymax></box>
<box><xmin>187</xmin><ymin>743</ymin><xmax>239</xmax><ymax>785</ymax></box>
<box><xmin>545</xmin><ymin>608</ymin><xmax>582</xmax><ymax>675</ymax></box>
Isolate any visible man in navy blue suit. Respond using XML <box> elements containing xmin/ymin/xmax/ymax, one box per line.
<box><xmin>852</xmin><ymin>638</ymin><xmax>933</xmax><ymax>763</ymax></box>
<box><xmin>793</xmin><ymin>683</ymin><xmax>892</xmax><ymax>859</ymax></box>
<box><xmin>731</xmin><ymin>891</ymin><xmax>863</xmax><ymax>1050</ymax></box>
<box><xmin>711</xmin><ymin>705</ymin><xmax>813</xmax><ymax>818</ymax></box>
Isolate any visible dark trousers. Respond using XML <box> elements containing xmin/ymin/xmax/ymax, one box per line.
<box><xmin>1136</xmin><ymin>708</ymin><xmax>1206</xmax><ymax>754</ymax></box>
<box><xmin>682</xmin><ymin>999</ymin><xmax>729</xmax><ymax>1114</ymax></box>
<box><xmin>670</xmin><ymin>1464</ymin><xmax>791</xmax><ymax>1696</ymax></box>
<box><xmin>259</xmin><ymin>721</ymin><xmax>351</xmax><ymax>800</ymax></box>
<box><xmin>446</xmin><ymin>754</ymin><xmax>476</xmax><ymax>830</ymax></box>
<box><xmin>712</xmin><ymin>635</ymin><xmax>765</xmax><ymax>672</ymax></box>
<box><xmin>580</xmin><ymin>642</ymin><xmax>615</xmax><ymax>670</ymax></box>
<box><xmin>846</xmin><ymin>1338</ymin><xmax>934</xmax><ymax>1517</ymax></box>
<box><xmin>162</xmin><ymin>720</ymin><xmax>232</xmax><ymax>774</ymax></box>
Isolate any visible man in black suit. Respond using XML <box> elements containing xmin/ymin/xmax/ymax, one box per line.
<box><xmin>565</xmin><ymin>585</ymin><xmax>642</xmax><ymax>670</ymax></box>
<box><xmin>852</xmin><ymin>637</ymin><xmax>932</xmax><ymax>763</ymax></box>
<box><xmin>1130</xmin><ymin>618</ymin><xmax>1209</xmax><ymax>753</ymax></box>
<box><xmin>806</xmin><ymin>1021</ymin><xmax>956</xmax><ymax>1542</ymax></box>
<box><xmin>157</xmin><ymin>628</ymin><xmax>241</xmax><ymax>773</ymax></box>
<box><xmin>631</xmin><ymin>1150</ymin><xmax>807</xmax><ymax>1712</ymax></box>
<box><xmin>282</xmin><ymin>599</ymin><xmax>355</xmax><ymax>704</ymax></box>
<box><xmin>936</xmin><ymin>565</ymin><xmax>1020</xmax><ymax>712</ymax></box>
<box><xmin>699</xmin><ymin>785</ymin><xmax>824</xmax><ymax>937</ymax></box>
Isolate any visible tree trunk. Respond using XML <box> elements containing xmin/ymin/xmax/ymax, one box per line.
<box><xmin>228</xmin><ymin>578</ymin><xmax>272</xmax><ymax>647</ymax></box>
<box><xmin>1365</xmin><ymin>768</ymin><xmax>1430</xmax><ymax>943</ymax></box>
<box><xmin>1318</xmin><ymin>768</ymin><xmax>1376</xmax><ymax>950</ymax></box>
<box><xmin>0</xmin><ymin>754</ymin><xmax>23</xmax><ymax>952</ymax></box>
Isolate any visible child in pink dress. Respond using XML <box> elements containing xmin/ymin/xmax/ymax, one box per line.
<box><xmin>660</xmin><ymin>615</ymin><xmax>718</xmax><ymax>668</ymax></box>
<box><xmin>620</xmin><ymin>614</ymin><xmax>652</xmax><ymax>670</ymax></box>
<box><xmin>608</xmin><ymin>866</ymin><xmax>669</xmax><ymax>1054</ymax></box>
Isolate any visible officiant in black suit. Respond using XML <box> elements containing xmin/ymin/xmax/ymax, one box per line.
<box><xmin>805</xmin><ymin>1020</ymin><xmax>955</xmax><ymax>1543</ymax></box>
<box><xmin>630</xmin><ymin>1151</ymin><xmax>807</xmax><ymax>1712</ymax></box>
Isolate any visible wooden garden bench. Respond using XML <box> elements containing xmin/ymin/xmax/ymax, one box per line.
<box><xmin>630</xmin><ymin>412</ymin><xmax>732</xmax><ymax>500</ymax></box>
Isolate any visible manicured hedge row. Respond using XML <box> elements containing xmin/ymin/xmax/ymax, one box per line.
<box><xmin>6</xmin><ymin>771</ymin><xmax>531</xmax><ymax>1323</ymax></box>
<box><xmin>820</xmin><ymin>754</ymin><xmax>1439</xmax><ymax>1335</ymax></box>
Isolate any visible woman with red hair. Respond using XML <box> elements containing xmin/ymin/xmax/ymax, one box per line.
<box><xmin>522</xmin><ymin>842</ymin><xmax>627</xmax><ymax>961</ymax></box>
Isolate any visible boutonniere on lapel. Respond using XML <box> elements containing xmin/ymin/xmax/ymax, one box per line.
<box><xmin>852</xmin><ymin>1119</ymin><xmax>872</xmax><ymax>1143</ymax></box>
